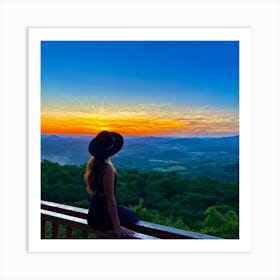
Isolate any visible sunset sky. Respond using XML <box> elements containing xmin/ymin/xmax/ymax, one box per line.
<box><xmin>41</xmin><ymin>41</ymin><xmax>239</xmax><ymax>137</ymax></box>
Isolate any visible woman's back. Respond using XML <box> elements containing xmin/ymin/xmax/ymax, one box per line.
<box><xmin>85</xmin><ymin>131</ymin><xmax>139</xmax><ymax>237</ymax></box>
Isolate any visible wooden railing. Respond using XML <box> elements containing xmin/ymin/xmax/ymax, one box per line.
<box><xmin>41</xmin><ymin>200</ymin><xmax>221</xmax><ymax>239</ymax></box>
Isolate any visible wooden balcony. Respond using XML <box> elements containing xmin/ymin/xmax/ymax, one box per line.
<box><xmin>41</xmin><ymin>200</ymin><xmax>221</xmax><ymax>239</ymax></box>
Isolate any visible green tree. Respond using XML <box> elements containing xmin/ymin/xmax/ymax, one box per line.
<box><xmin>41</xmin><ymin>160</ymin><xmax>239</xmax><ymax>238</ymax></box>
<box><xmin>201</xmin><ymin>206</ymin><xmax>239</xmax><ymax>238</ymax></box>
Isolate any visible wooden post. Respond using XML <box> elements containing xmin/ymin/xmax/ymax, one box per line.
<box><xmin>82</xmin><ymin>230</ymin><xmax>88</xmax><ymax>239</ymax></box>
<box><xmin>52</xmin><ymin>222</ymin><xmax>59</xmax><ymax>239</ymax></box>
<box><xmin>66</xmin><ymin>226</ymin><xmax>72</xmax><ymax>238</ymax></box>
<box><xmin>41</xmin><ymin>219</ymin><xmax>46</xmax><ymax>239</ymax></box>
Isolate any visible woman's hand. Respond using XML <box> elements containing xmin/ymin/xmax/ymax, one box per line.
<box><xmin>114</xmin><ymin>226</ymin><xmax>135</xmax><ymax>238</ymax></box>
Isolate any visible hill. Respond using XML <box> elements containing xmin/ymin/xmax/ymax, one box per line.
<box><xmin>41</xmin><ymin>134</ymin><xmax>239</xmax><ymax>182</ymax></box>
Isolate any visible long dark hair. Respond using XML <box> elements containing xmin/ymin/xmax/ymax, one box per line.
<box><xmin>84</xmin><ymin>156</ymin><xmax>115</xmax><ymax>194</ymax></box>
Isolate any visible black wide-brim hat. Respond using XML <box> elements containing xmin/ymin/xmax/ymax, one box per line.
<box><xmin>88</xmin><ymin>131</ymin><xmax>124</xmax><ymax>159</ymax></box>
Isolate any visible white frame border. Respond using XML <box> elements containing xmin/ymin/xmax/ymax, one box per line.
<box><xmin>28</xmin><ymin>27</ymin><xmax>252</xmax><ymax>253</ymax></box>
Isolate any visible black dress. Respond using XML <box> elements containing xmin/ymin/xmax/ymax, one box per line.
<box><xmin>87</xmin><ymin>167</ymin><xmax>139</xmax><ymax>230</ymax></box>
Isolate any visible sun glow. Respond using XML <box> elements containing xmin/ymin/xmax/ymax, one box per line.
<box><xmin>41</xmin><ymin>102</ymin><xmax>239</xmax><ymax>137</ymax></box>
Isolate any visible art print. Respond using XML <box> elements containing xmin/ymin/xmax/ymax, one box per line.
<box><xmin>28</xmin><ymin>27</ymin><xmax>252</xmax><ymax>252</ymax></box>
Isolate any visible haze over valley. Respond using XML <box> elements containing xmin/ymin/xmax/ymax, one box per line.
<box><xmin>41</xmin><ymin>134</ymin><xmax>239</xmax><ymax>182</ymax></box>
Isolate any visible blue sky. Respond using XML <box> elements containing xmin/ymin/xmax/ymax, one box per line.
<box><xmin>41</xmin><ymin>40</ymin><xmax>239</xmax><ymax>136</ymax></box>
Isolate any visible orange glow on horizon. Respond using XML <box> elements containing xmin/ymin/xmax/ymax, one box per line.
<box><xmin>41</xmin><ymin>115</ymin><xmax>185</xmax><ymax>136</ymax></box>
<box><xmin>41</xmin><ymin>111</ymin><xmax>238</xmax><ymax>136</ymax></box>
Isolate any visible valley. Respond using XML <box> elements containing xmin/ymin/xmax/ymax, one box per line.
<box><xmin>41</xmin><ymin>134</ymin><xmax>239</xmax><ymax>182</ymax></box>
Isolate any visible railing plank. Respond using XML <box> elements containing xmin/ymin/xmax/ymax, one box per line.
<box><xmin>41</xmin><ymin>200</ymin><xmax>87</xmax><ymax>219</ymax></box>
<box><xmin>41</xmin><ymin>209</ymin><xmax>159</xmax><ymax>239</ymax></box>
<box><xmin>128</xmin><ymin>221</ymin><xmax>220</xmax><ymax>239</ymax></box>
<box><xmin>41</xmin><ymin>200</ymin><xmax>222</xmax><ymax>239</ymax></box>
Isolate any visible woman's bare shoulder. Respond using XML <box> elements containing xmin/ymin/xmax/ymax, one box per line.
<box><xmin>104</xmin><ymin>163</ymin><xmax>115</xmax><ymax>177</ymax></box>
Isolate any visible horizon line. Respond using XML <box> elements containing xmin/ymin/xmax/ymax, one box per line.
<box><xmin>41</xmin><ymin>133</ymin><xmax>239</xmax><ymax>139</ymax></box>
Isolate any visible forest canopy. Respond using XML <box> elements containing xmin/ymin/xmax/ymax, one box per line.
<box><xmin>41</xmin><ymin>160</ymin><xmax>239</xmax><ymax>238</ymax></box>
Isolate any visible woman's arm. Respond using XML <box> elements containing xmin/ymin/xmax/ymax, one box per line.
<box><xmin>103</xmin><ymin>165</ymin><xmax>134</xmax><ymax>238</ymax></box>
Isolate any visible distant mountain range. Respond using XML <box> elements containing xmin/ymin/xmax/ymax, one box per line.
<box><xmin>41</xmin><ymin>134</ymin><xmax>239</xmax><ymax>182</ymax></box>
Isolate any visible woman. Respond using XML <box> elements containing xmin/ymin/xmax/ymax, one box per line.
<box><xmin>84</xmin><ymin>130</ymin><xmax>139</xmax><ymax>238</ymax></box>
